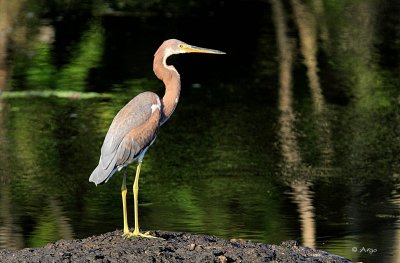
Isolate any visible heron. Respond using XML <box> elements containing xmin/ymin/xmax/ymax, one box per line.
<box><xmin>89</xmin><ymin>39</ymin><xmax>225</xmax><ymax>238</ymax></box>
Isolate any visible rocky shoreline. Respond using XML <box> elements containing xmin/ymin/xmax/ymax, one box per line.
<box><xmin>0</xmin><ymin>230</ymin><xmax>351</xmax><ymax>262</ymax></box>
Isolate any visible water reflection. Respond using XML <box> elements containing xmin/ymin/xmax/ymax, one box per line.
<box><xmin>291</xmin><ymin>0</ymin><xmax>324</xmax><ymax>113</ymax></box>
<box><xmin>271</xmin><ymin>0</ymin><xmax>315</xmax><ymax>249</ymax></box>
<box><xmin>0</xmin><ymin>98</ymin><xmax>22</xmax><ymax>249</ymax></box>
<box><xmin>291</xmin><ymin>0</ymin><xmax>334</xmax><ymax>166</ymax></box>
<box><xmin>28</xmin><ymin>199</ymin><xmax>73</xmax><ymax>247</ymax></box>
<box><xmin>391</xmin><ymin>178</ymin><xmax>400</xmax><ymax>263</ymax></box>
<box><xmin>288</xmin><ymin>181</ymin><xmax>315</xmax><ymax>248</ymax></box>
<box><xmin>0</xmin><ymin>185</ymin><xmax>23</xmax><ymax>250</ymax></box>
<box><xmin>270</xmin><ymin>0</ymin><xmax>300</xmax><ymax>166</ymax></box>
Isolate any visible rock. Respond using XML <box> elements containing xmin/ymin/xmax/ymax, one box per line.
<box><xmin>0</xmin><ymin>230</ymin><xmax>351</xmax><ymax>263</ymax></box>
<box><xmin>218</xmin><ymin>255</ymin><xmax>228</xmax><ymax>263</ymax></box>
<box><xmin>189</xmin><ymin>243</ymin><xmax>196</xmax><ymax>251</ymax></box>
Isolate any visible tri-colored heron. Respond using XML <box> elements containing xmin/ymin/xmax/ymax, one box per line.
<box><xmin>89</xmin><ymin>39</ymin><xmax>225</xmax><ymax>238</ymax></box>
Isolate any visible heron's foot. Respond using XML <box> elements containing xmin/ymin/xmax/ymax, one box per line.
<box><xmin>122</xmin><ymin>231</ymin><xmax>134</xmax><ymax>238</ymax></box>
<box><xmin>122</xmin><ymin>230</ymin><xmax>157</xmax><ymax>239</ymax></box>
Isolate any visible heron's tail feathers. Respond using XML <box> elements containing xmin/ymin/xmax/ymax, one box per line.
<box><xmin>89</xmin><ymin>163</ymin><xmax>118</xmax><ymax>186</ymax></box>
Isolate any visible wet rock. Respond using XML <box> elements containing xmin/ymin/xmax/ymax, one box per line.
<box><xmin>0</xmin><ymin>230</ymin><xmax>351</xmax><ymax>263</ymax></box>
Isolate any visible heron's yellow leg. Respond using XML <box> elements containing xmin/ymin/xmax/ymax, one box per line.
<box><xmin>124</xmin><ymin>162</ymin><xmax>156</xmax><ymax>238</ymax></box>
<box><xmin>121</xmin><ymin>174</ymin><xmax>132</xmax><ymax>237</ymax></box>
<box><xmin>132</xmin><ymin>162</ymin><xmax>141</xmax><ymax>235</ymax></box>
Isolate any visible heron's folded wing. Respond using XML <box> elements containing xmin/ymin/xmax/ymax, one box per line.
<box><xmin>99</xmin><ymin>92</ymin><xmax>161</xmax><ymax>170</ymax></box>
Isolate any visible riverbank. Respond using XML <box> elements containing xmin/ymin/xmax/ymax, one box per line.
<box><xmin>0</xmin><ymin>230</ymin><xmax>351</xmax><ymax>262</ymax></box>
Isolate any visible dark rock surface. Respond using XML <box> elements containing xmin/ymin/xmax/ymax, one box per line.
<box><xmin>0</xmin><ymin>230</ymin><xmax>351</xmax><ymax>262</ymax></box>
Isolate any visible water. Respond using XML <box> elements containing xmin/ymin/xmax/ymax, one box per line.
<box><xmin>1</xmin><ymin>1</ymin><xmax>400</xmax><ymax>262</ymax></box>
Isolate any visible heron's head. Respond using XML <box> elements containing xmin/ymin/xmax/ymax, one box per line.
<box><xmin>156</xmin><ymin>39</ymin><xmax>226</xmax><ymax>58</ymax></box>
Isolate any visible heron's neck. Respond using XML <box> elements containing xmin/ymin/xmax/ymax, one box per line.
<box><xmin>153</xmin><ymin>53</ymin><xmax>181</xmax><ymax>125</ymax></box>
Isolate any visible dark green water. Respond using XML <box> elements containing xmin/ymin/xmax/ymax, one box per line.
<box><xmin>1</xmin><ymin>1</ymin><xmax>400</xmax><ymax>262</ymax></box>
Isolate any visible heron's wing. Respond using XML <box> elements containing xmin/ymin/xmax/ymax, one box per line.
<box><xmin>101</xmin><ymin>91</ymin><xmax>161</xmax><ymax>168</ymax></box>
<box><xmin>89</xmin><ymin>92</ymin><xmax>161</xmax><ymax>184</ymax></box>
<box><xmin>114</xmin><ymin>112</ymin><xmax>159</xmax><ymax>166</ymax></box>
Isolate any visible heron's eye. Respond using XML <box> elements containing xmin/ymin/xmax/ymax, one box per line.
<box><xmin>179</xmin><ymin>44</ymin><xmax>184</xmax><ymax>48</ymax></box>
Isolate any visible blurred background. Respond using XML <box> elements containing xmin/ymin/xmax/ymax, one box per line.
<box><xmin>0</xmin><ymin>0</ymin><xmax>399</xmax><ymax>262</ymax></box>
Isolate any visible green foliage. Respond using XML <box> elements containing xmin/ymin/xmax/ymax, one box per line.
<box><xmin>320</xmin><ymin>0</ymin><xmax>397</xmax><ymax>111</ymax></box>
<box><xmin>56</xmin><ymin>21</ymin><xmax>104</xmax><ymax>91</ymax></box>
<box><xmin>26</xmin><ymin>43</ymin><xmax>57</xmax><ymax>89</ymax></box>
<box><xmin>10</xmin><ymin>20</ymin><xmax>104</xmax><ymax>91</ymax></box>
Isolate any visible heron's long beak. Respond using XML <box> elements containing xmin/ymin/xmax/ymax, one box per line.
<box><xmin>182</xmin><ymin>44</ymin><xmax>226</xmax><ymax>55</ymax></box>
